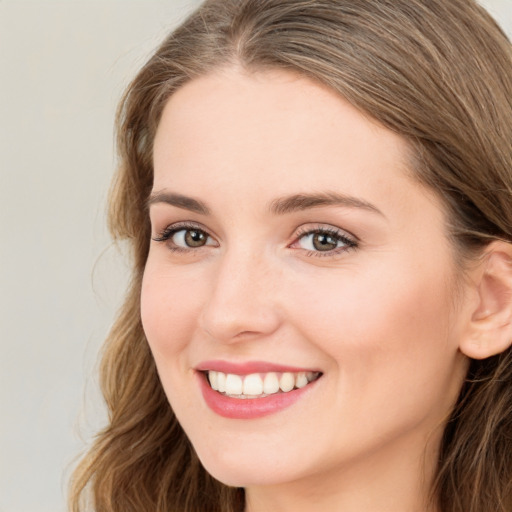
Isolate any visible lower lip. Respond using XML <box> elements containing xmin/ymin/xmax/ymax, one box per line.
<box><xmin>198</xmin><ymin>373</ymin><xmax>317</xmax><ymax>419</ymax></box>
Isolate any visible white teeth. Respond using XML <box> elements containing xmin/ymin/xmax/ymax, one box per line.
<box><xmin>209</xmin><ymin>371</ymin><xmax>219</xmax><ymax>391</ymax></box>
<box><xmin>217</xmin><ymin>371</ymin><xmax>226</xmax><ymax>393</ymax></box>
<box><xmin>279</xmin><ymin>372</ymin><xmax>295</xmax><ymax>392</ymax></box>
<box><xmin>263</xmin><ymin>372</ymin><xmax>280</xmax><ymax>394</ymax></box>
<box><xmin>225</xmin><ymin>374</ymin><xmax>243</xmax><ymax>395</ymax></box>
<box><xmin>206</xmin><ymin>370</ymin><xmax>320</xmax><ymax>397</ymax></box>
<box><xmin>243</xmin><ymin>373</ymin><xmax>264</xmax><ymax>395</ymax></box>
<box><xmin>295</xmin><ymin>372</ymin><xmax>308</xmax><ymax>388</ymax></box>
<box><xmin>306</xmin><ymin>372</ymin><xmax>318</xmax><ymax>383</ymax></box>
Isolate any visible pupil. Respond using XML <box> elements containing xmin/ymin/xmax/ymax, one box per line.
<box><xmin>185</xmin><ymin>230</ymin><xmax>206</xmax><ymax>247</ymax></box>
<box><xmin>313</xmin><ymin>233</ymin><xmax>337</xmax><ymax>251</ymax></box>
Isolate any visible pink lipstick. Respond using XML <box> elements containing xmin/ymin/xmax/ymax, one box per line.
<box><xmin>196</xmin><ymin>360</ymin><xmax>321</xmax><ymax>419</ymax></box>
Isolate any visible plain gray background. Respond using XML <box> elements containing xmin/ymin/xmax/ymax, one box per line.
<box><xmin>1</xmin><ymin>1</ymin><xmax>510</xmax><ymax>511</ymax></box>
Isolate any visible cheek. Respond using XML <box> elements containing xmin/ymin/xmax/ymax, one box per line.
<box><xmin>140</xmin><ymin>262</ymin><xmax>204</xmax><ymax>359</ymax></box>
<box><xmin>140</xmin><ymin>263</ymin><xmax>209</xmax><ymax>426</ymax></box>
<box><xmin>290</xmin><ymin>258</ymin><xmax>462</xmax><ymax>417</ymax></box>
<box><xmin>294</xmin><ymin>262</ymin><xmax>452</xmax><ymax>350</ymax></box>
<box><xmin>282</xmin><ymin>265</ymin><xmax>466</xmax><ymax>469</ymax></box>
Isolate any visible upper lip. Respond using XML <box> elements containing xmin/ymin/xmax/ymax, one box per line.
<box><xmin>195</xmin><ymin>360</ymin><xmax>321</xmax><ymax>375</ymax></box>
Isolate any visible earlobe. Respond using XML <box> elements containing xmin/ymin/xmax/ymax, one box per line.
<box><xmin>459</xmin><ymin>241</ymin><xmax>512</xmax><ymax>360</ymax></box>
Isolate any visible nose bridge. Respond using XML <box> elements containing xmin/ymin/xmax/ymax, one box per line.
<box><xmin>199</xmin><ymin>243</ymin><xmax>281</xmax><ymax>342</ymax></box>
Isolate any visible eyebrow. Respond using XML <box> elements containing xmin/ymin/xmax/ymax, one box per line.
<box><xmin>269</xmin><ymin>192</ymin><xmax>384</xmax><ymax>217</ymax></box>
<box><xmin>147</xmin><ymin>190</ymin><xmax>384</xmax><ymax>218</ymax></box>
<box><xmin>147</xmin><ymin>191</ymin><xmax>210</xmax><ymax>215</ymax></box>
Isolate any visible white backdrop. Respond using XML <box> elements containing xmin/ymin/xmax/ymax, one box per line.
<box><xmin>0</xmin><ymin>1</ymin><xmax>510</xmax><ymax>511</ymax></box>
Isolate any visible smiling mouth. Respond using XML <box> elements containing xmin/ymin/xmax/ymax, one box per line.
<box><xmin>205</xmin><ymin>370</ymin><xmax>322</xmax><ymax>399</ymax></box>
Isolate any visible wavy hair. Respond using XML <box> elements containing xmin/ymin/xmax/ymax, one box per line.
<box><xmin>70</xmin><ymin>1</ymin><xmax>512</xmax><ymax>511</ymax></box>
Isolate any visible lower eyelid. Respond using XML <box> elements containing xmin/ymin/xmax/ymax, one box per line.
<box><xmin>303</xmin><ymin>245</ymin><xmax>356</xmax><ymax>259</ymax></box>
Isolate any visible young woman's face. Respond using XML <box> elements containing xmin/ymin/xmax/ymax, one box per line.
<box><xmin>142</xmin><ymin>68</ymin><xmax>470</xmax><ymax>493</ymax></box>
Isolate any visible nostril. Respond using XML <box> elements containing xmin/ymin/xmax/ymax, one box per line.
<box><xmin>198</xmin><ymin>299</ymin><xmax>281</xmax><ymax>344</ymax></box>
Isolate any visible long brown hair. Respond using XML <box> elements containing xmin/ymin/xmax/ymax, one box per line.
<box><xmin>69</xmin><ymin>1</ymin><xmax>512</xmax><ymax>511</ymax></box>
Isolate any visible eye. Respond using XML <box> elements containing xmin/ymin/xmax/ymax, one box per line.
<box><xmin>173</xmin><ymin>228</ymin><xmax>209</xmax><ymax>248</ymax></box>
<box><xmin>292</xmin><ymin>227</ymin><xmax>358</xmax><ymax>256</ymax></box>
<box><xmin>152</xmin><ymin>223</ymin><xmax>217</xmax><ymax>251</ymax></box>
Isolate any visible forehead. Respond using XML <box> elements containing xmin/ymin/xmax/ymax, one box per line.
<box><xmin>154</xmin><ymin>68</ymin><xmax>411</xmax><ymax>191</ymax></box>
<box><xmin>151</xmin><ymin>66</ymin><xmax>447</xmax><ymax>237</ymax></box>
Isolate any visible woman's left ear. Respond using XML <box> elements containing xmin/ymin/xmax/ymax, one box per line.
<box><xmin>459</xmin><ymin>241</ymin><xmax>512</xmax><ymax>359</ymax></box>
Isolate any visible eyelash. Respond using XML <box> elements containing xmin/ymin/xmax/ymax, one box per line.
<box><xmin>152</xmin><ymin>222</ymin><xmax>212</xmax><ymax>253</ymax></box>
<box><xmin>152</xmin><ymin>222</ymin><xmax>359</xmax><ymax>257</ymax></box>
<box><xmin>293</xmin><ymin>225</ymin><xmax>358</xmax><ymax>258</ymax></box>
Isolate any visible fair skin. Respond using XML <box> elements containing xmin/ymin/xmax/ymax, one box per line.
<box><xmin>141</xmin><ymin>67</ymin><xmax>499</xmax><ymax>512</ymax></box>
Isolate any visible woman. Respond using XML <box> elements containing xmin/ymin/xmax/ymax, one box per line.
<box><xmin>70</xmin><ymin>1</ymin><xmax>512</xmax><ymax>511</ymax></box>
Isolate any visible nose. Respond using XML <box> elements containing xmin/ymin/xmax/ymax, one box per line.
<box><xmin>198</xmin><ymin>247</ymin><xmax>282</xmax><ymax>343</ymax></box>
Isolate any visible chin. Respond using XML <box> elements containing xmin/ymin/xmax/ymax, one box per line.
<box><xmin>194</xmin><ymin>443</ymin><xmax>306</xmax><ymax>488</ymax></box>
<box><xmin>202</xmin><ymin>464</ymin><xmax>291</xmax><ymax>489</ymax></box>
